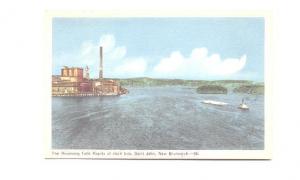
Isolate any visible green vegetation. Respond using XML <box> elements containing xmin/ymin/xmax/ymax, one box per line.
<box><xmin>114</xmin><ymin>77</ymin><xmax>206</xmax><ymax>87</ymax></box>
<box><xmin>109</xmin><ymin>77</ymin><xmax>264</xmax><ymax>95</ymax></box>
<box><xmin>196</xmin><ymin>85</ymin><xmax>228</xmax><ymax>94</ymax></box>
<box><xmin>112</xmin><ymin>77</ymin><xmax>253</xmax><ymax>87</ymax></box>
<box><xmin>233</xmin><ymin>84</ymin><xmax>264</xmax><ymax>95</ymax></box>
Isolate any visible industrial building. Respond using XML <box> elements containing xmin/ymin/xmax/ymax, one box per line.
<box><xmin>52</xmin><ymin>46</ymin><xmax>128</xmax><ymax>96</ymax></box>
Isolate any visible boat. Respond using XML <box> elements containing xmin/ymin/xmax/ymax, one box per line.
<box><xmin>238</xmin><ymin>99</ymin><xmax>249</xmax><ymax>110</ymax></box>
<box><xmin>201</xmin><ymin>100</ymin><xmax>228</xmax><ymax>106</ymax></box>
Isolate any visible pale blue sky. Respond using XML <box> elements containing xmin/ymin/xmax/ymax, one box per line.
<box><xmin>52</xmin><ymin>17</ymin><xmax>264</xmax><ymax>81</ymax></box>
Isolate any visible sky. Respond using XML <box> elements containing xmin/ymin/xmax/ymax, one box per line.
<box><xmin>52</xmin><ymin>17</ymin><xmax>264</xmax><ymax>81</ymax></box>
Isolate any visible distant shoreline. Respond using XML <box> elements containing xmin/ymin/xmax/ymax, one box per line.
<box><xmin>63</xmin><ymin>77</ymin><xmax>264</xmax><ymax>95</ymax></box>
<box><xmin>108</xmin><ymin>77</ymin><xmax>264</xmax><ymax>95</ymax></box>
<box><xmin>104</xmin><ymin>77</ymin><xmax>264</xmax><ymax>84</ymax></box>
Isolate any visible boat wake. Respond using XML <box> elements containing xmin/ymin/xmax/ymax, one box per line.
<box><xmin>201</xmin><ymin>100</ymin><xmax>228</xmax><ymax>106</ymax></box>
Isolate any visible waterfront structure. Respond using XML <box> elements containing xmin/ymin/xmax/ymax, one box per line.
<box><xmin>52</xmin><ymin>46</ymin><xmax>128</xmax><ymax>96</ymax></box>
<box><xmin>83</xmin><ymin>66</ymin><xmax>90</xmax><ymax>80</ymax></box>
<box><xmin>60</xmin><ymin>66</ymin><xmax>83</xmax><ymax>82</ymax></box>
<box><xmin>99</xmin><ymin>46</ymin><xmax>103</xmax><ymax>80</ymax></box>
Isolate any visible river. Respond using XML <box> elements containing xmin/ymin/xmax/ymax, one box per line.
<box><xmin>52</xmin><ymin>86</ymin><xmax>264</xmax><ymax>150</ymax></box>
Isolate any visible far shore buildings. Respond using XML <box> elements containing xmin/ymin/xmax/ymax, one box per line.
<box><xmin>52</xmin><ymin>47</ymin><xmax>127</xmax><ymax>96</ymax></box>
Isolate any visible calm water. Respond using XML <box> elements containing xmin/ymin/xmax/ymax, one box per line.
<box><xmin>52</xmin><ymin>86</ymin><xmax>264</xmax><ymax>150</ymax></box>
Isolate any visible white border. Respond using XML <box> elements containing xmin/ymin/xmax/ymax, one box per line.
<box><xmin>44</xmin><ymin>10</ymin><xmax>272</xmax><ymax>159</ymax></box>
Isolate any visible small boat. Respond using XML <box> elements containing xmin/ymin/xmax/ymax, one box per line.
<box><xmin>238</xmin><ymin>99</ymin><xmax>249</xmax><ymax>110</ymax></box>
<box><xmin>202</xmin><ymin>100</ymin><xmax>228</xmax><ymax>106</ymax></box>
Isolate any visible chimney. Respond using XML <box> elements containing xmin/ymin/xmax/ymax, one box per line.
<box><xmin>99</xmin><ymin>46</ymin><xmax>103</xmax><ymax>80</ymax></box>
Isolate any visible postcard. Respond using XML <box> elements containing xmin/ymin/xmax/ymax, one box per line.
<box><xmin>45</xmin><ymin>11</ymin><xmax>272</xmax><ymax>159</ymax></box>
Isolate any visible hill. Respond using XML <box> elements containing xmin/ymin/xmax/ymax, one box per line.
<box><xmin>109</xmin><ymin>77</ymin><xmax>264</xmax><ymax>94</ymax></box>
<box><xmin>112</xmin><ymin>77</ymin><xmax>253</xmax><ymax>87</ymax></box>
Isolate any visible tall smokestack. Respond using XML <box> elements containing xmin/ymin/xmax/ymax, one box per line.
<box><xmin>99</xmin><ymin>46</ymin><xmax>103</xmax><ymax>80</ymax></box>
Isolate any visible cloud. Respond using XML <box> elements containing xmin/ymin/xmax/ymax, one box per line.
<box><xmin>99</xmin><ymin>34</ymin><xmax>116</xmax><ymax>53</ymax></box>
<box><xmin>54</xmin><ymin>34</ymin><xmax>147</xmax><ymax>78</ymax></box>
<box><xmin>113</xmin><ymin>58</ymin><xmax>147</xmax><ymax>77</ymax></box>
<box><xmin>79</xmin><ymin>35</ymin><xmax>128</xmax><ymax>68</ymax></box>
<box><xmin>152</xmin><ymin>48</ymin><xmax>246</xmax><ymax>79</ymax></box>
<box><xmin>153</xmin><ymin>51</ymin><xmax>184</xmax><ymax>73</ymax></box>
<box><xmin>54</xmin><ymin>36</ymin><xmax>246</xmax><ymax>80</ymax></box>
